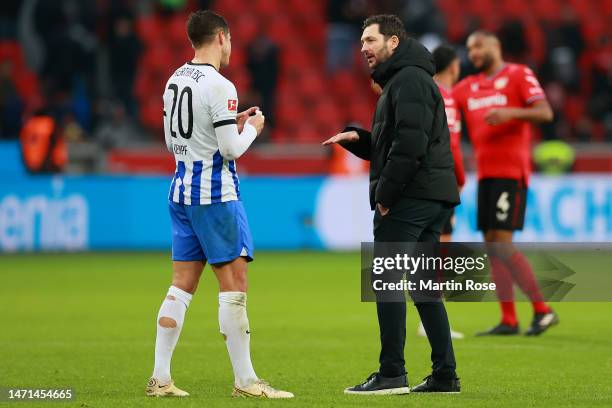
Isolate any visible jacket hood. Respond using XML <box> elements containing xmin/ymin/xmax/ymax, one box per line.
<box><xmin>371</xmin><ymin>38</ymin><xmax>435</xmax><ymax>87</ymax></box>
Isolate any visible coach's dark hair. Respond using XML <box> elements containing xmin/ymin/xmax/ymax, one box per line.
<box><xmin>362</xmin><ymin>14</ymin><xmax>408</xmax><ymax>42</ymax></box>
<box><xmin>433</xmin><ymin>45</ymin><xmax>458</xmax><ymax>74</ymax></box>
<box><xmin>186</xmin><ymin>10</ymin><xmax>229</xmax><ymax>48</ymax></box>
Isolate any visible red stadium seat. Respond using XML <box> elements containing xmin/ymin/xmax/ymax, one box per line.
<box><xmin>0</xmin><ymin>41</ymin><xmax>22</xmax><ymax>65</ymax></box>
<box><xmin>252</xmin><ymin>0</ymin><xmax>284</xmax><ymax>17</ymax></box>
<box><xmin>285</xmin><ymin>0</ymin><xmax>322</xmax><ymax>17</ymax></box>
<box><xmin>232</xmin><ymin>14</ymin><xmax>260</xmax><ymax>46</ymax></box>
<box><xmin>140</xmin><ymin>97</ymin><xmax>164</xmax><ymax>131</ymax></box>
<box><xmin>167</xmin><ymin>14</ymin><xmax>189</xmax><ymax>46</ymax></box>
<box><xmin>275</xmin><ymin>99</ymin><xmax>303</xmax><ymax>129</ymax></box>
<box><xmin>265</xmin><ymin>15</ymin><xmax>295</xmax><ymax>47</ymax></box>
<box><xmin>294</xmin><ymin>121</ymin><xmax>320</xmax><ymax>143</ymax></box>
<box><xmin>500</xmin><ymin>0</ymin><xmax>529</xmax><ymax>18</ymax></box>
<box><xmin>13</xmin><ymin>70</ymin><xmax>39</xmax><ymax>101</ymax></box>
<box><xmin>135</xmin><ymin>16</ymin><xmax>164</xmax><ymax>44</ymax></box>
<box><xmin>299</xmin><ymin>16</ymin><xmax>327</xmax><ymax>48</ymax></box>
<box><xmin>313</xmin><ymin>98</ymin><xmax>342</xmax><ymax>134</ymax></box>
<box><xmin>140</xmin><ymin>45</ymin><xmax>175</xmax><ymax>77</ymax></box>
<box><xmin>330</xmin><ymin>71</ymin><xmax>361</xmax><ymax>101</ymax></box>
<box><xmin>296</xmin><ymin>69</ymin><xmax>327</xmax><ymax>102</ymax></box>
<box><xmin>280</xmin><ymin>46</ymin><xmax>314</xmax><ymax>75</ymax></box>
<box><xmin>344</xmin><ymin>98</ymin><xmax>374</xmax><ymax>129</ymax></box>
<box><xmin>532</xmin><ymin>0</ymin><xmax>562</xmax><ymax>21</ymax></box>
<box><xmin>213</xmin><ymin>0</ymin><xmax>247</xmax><ymax>21</ymax></box>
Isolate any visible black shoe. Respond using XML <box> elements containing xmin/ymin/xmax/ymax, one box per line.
<box><xmin>344</xmin><ymin>372</ymin><xmax>410</xmax><ymax>395</ymax></box>
<box><xmin>411</xmin><ymin>375</ymin><xmax>461</xmax><ymax>393</ymax></box>
<box><xmin>525</xmin><ymin>310</ymin><xmax>559</xmax><ymax>336</ymax></box>
<box><xmin>476</xmin><ymin>322</ymin><xmax>519</xmax><ymax>336</ymax></box>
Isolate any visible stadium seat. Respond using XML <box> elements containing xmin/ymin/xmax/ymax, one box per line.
<box><xmin>232</xmin><ymin>14</ymin><xmax>260</xmax><ymax>46</ymax></box>
<box><xmin>280</xmin><ymin>47</ymin><xmax>315</xmax><ymax>75</ymax></box>
<box><xmin>140</xmin><ymin>97</ymin><xmax>163</xmax><ymax>131</ymax></box>
<box><xmin>330</xmin><ymin>71</ymin><xmax>360</xmax><ymax>101</ymax></box>
<box><xmin>532</xmin><ymin>0</ymin><xmax>562</xmax><ymax>21</ymax></box>
<box><xmin>140</xmin><ymin>45</ymin><xmax>175</xmax><ymax>77</ymax></box>
<box><xmin>167</xmin><ymin>13</ymin><xmax>189</xmax><ymax>46</ymax></box>
<box><xmin>312</xmin><ymin>99</ymin><xmax>342</xmax><ymax>133</ymax></box>
<box><xmin>135</xmin><ymin>16</ymin><xmax>164</xmax><ymax>45</ymax></box>
<box><xmin>265</xmin><ymin>15</ymin><xmax>295</xmax><ymax>47</ymax></box>
<box><xmin>252</xmin><ymin>0</ymin><xmax>284</xmax><ymax>17</ymax></box>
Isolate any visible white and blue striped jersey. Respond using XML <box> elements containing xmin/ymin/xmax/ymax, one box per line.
<box><xmin>163</xmin><ymin>62</ymin><xmax>241</xmax><ymax>205</ymax></box>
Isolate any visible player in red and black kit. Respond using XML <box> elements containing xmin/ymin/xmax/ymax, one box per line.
<box><xmin>453</xmin><ymin>31</ymin><xmax>559</xmax><ymax>336</ymax></box>
<box><xmin>433</xmin><ymin>45</ymin><xmax>466</xmax><ymax>242</ymax></box>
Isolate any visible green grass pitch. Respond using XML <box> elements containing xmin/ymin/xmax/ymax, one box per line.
<box><xmin>1</xmin><ymin>251</ymin><xmax>611</xmax><ymax>407</ymax></box>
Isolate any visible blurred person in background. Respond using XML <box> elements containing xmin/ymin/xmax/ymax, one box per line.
<box><xmin>246</xmin><ymin>32</ymin><xmax>278</xmax><ymax>127</ymax></box>
<box><xmin>0</xmin><ymin>60</ymin><xmax>23</xmax><ymax>139</ymax></box>
<box><xmin>326</xmin><ymin>0</ymin><xmax>371</xmax><ymax>72</ymax></box>
<box><xmin>108</xmin><ymin>12</ymin><xmax>142</xmax><ymax>117</ymax></box>
<box><xmin>432</xmin><ymin>45</ymin><xmax>465</xmax><ymax>243</ymax></box>
<box><xmin>453</xmin><ymin>30</ymin><xmax>558</xmax><ymax>336</ymax></box>
<box><xmin>19</xmin><ymin>105</ymin><xmax>67</xmax><ymax>173</ymax></box>
<box><xmin>414</xmin><ymin>44</ymin><xmax>466</xmax><ymax>341</ymax></box>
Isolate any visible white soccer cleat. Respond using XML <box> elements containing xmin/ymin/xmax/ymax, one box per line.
<box><xmin>232</xmin><ymin>379</ymin><xmax>294</xmax><ymax>399</ymax></box>
<box><xmin>146</xmin><ymin>377</ymin><xmax>189</xmax><ymax>397</ymax></box>
<box><xmin>417</xmin><ymin>321</ymin><xmax>464</xmax><ymax>339</ymax></box>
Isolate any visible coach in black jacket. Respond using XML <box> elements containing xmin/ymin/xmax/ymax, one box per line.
<box><xmin>323</xmin><ymin>15</ymin><xmax>460</xmax><ymax>394</ymax></box>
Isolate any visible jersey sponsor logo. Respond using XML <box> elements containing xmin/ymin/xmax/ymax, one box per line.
<box><xmin>467</xmin><ymin>93</ymin><xmax>508</xmax><ymax>111</ymax></box>
<box><xmin>471</xmin><ymin>83</ymin><xmax>479</xmax><ymax>92</ymax></box>
<box><xmin>529</xmin><ymin>87</ymin><xmax>543</xmax><ymax>95</ymax></box>
<box><xmin>494</xmin><ymin>76</ymin><xmax>508</xmax><ymax>90</ymax></box>
<box><xmin>228</xmin><ymin>99</ymin><xmax>237</xmax><ymax>111</ymax></box>
<box><xmin>525</xmin><ymin>76</ymin><xmax>540</xmax><ymax>86</ymax></box>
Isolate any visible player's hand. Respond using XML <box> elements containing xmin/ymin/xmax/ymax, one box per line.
<box><xmin>485</xmin><ymin>108</ymin><xmax>513</xmax><ymax>125</ymax></box>
<box><xmin>237</xmin><ymin>106</ymin><xmax>259</xmax><ymax>133</ymax></box>
<box><xmin>246</xmin><ymin>109</ymin><xmax>265</xmax><ymax>136</ymax></box>
<box><xmin>321</xmin><ymin>131</ymin><xmax>359</xmax><ymax>146</ymax></box>
<box><xmin>377</xmin><ymin>203</ymin><xmax>390</xmax><ymax>216</ymax></box>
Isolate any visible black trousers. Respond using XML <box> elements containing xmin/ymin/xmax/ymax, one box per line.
<box><xmin>373</xmin><ymin>197</ymin><xmax>457</xmax><ymax>380</ymax></box>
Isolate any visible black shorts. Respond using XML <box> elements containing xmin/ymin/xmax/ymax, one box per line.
<box><xmin>477</xmin><ymin>178</ymin><xmax>527</xmax><ymax>232</ymax></box>
<box><xmin>441</xmin><ymin>208</ymin><xmax>455</xmax><ymax>235</ymax></box>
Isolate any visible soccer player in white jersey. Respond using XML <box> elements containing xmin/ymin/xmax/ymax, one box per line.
<box><xmin>146</xmin><ymin>10</ymin><xmax>293</xmax><ymax>399</ymax></box>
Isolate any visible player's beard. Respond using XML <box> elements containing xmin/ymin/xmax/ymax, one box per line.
<box><xmin>477</xmin><ymin>54</ymin><xmax>494</xmax><ymax>72</ymax></box>
<box><xmin>371</xmin><ymin>44</ymin><xmax>392</xmax><ymax>70</ymax></box>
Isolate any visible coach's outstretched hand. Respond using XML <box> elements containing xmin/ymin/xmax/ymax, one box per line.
<box><xmin>237</xmin><ymin>106</ymin><xmax>259</xmax><ymax>133</ymax></box>
<box><xmin>246</xmin><ymin>109</ymin><xmax>265</xmax><ymax>135</ymax></box>
<box><xmin>321</xmin><ymin>131</ymin><xmax>359</xmax><ymax>146</ymax></box>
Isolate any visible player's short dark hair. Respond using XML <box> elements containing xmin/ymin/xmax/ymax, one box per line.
<box><xmin>186</xmin><ymin>10</ymin><xmax>229</xmax><ymax>48</ymax></box>
<box><xmin>433</xmin><ymin>45</ymin><xmax>458</xmax><ymax>74</ymax></box>
<box><xmin>469</xmin><ymin>29</ymin><xmax>499</xmax><ymax>41</ymax></box>
<box><xmin>362</xmin><ymin>14</ymin><xmax>408</xmax><ymax>42</ymax></box>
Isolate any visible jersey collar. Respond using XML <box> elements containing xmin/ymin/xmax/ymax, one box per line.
<box><xmin>187</xmin><ymin>61</ymin><xmax>217</xmax><ymax>70</ymax></box>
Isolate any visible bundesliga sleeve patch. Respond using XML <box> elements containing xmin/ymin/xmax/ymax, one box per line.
<box><xmin>227</xmin><ymin>99</ymin><xmax>238</xmax><ymax>111</ymax></box>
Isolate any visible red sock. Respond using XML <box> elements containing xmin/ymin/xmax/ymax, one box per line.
<box><xmin>500</xmin><ymin>302</ymin><xmax>518</xmax><ymax>326</ymax></box>
<box><xmin>506</xmin><ymin>252</ymin><xmax>551</xmax><ymax>314</ymax></box>
<box><xmin>490</xmin><ymin>256</ymin><xmax>517</xmax><ymax>326</ymax></box>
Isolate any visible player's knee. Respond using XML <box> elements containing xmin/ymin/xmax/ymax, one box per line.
<box><xmin>172</xmin><ymin>280</ymin><xmax>197</xmax><ymax>294</ymax></box>
<box><xmin>158</xmin><ymin>316</ymin><xmax>177</xmax><ymax>328</ymax></box>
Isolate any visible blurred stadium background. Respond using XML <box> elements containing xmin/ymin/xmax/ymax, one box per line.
<box><xmin>0</xmin><ymin>0</ymin><xmax>611</xmax><ymax>251</ymax></box>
